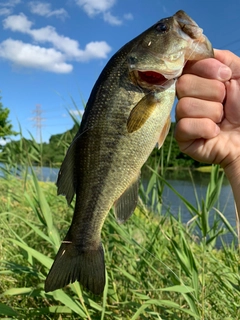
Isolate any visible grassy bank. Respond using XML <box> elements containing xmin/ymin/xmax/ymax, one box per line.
<box><xmin>0</xmin><ymin>164</ymin><xmax>239</xmax><ymax>319</ymax></box>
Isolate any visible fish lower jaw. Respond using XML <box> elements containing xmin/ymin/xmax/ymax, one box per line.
<box><xmin>131</xmin><ymin>69</ymin><xmax>180</xmax><ymax>90</ymax></box>
<box><xmin>141</xmin><ymin>79</ymin><xmax>176</xmax><ymax>90</ymax></box>
<box><xmin>137</xmin><ymin>76</ymin><xmax>176</xmax><ymax>90</ymax></box>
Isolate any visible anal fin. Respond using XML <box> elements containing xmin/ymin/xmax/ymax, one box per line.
<box><xmin>114</xmin><ymin>174</ymin><xmax>140</xmax><ymax>223</ymax></box>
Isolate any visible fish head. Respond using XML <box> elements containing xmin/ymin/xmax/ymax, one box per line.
<box><xmin>128</xmin><ymin>10</ymin><xmax>213</xmax><ymax>89</ymax></box>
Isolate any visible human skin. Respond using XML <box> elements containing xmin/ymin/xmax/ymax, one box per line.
<box><xmin>175</xmin><ymin>49</ymin><xmax>240</xmax><ymax>225</ymax></box>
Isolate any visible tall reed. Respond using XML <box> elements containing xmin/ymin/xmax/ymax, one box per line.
<box><xmin>0</xmin><ymin>115</ymin><xmax>239</xmax><ymax>319</ymax></box>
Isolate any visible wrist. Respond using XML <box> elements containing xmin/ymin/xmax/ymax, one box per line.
<box><xmin>223</xmin><ymin>156</ymin><xmax>240</xmax><ymax>190</ymax></box>
<box><xmin>223</xmin><ymin>156</ymin><xmax>240</xmax><ymax>222</ymax></box>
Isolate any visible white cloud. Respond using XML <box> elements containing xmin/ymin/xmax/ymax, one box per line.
<box><xmin>0</xmin><ymin>7</ymin><xmax>11</xmax><ymax>15</ymax></box>
<box><xmin>82</xmin><ymin>41</ymin><xmax>111</xmax><ymax>60</ymax></box>
<box><xmin>75</xmin><ymin>0</ymin><xmax>133</xmax><ymax>26</ymax></box>
<box><xmin>27</xmin><ymin>25</ymin><xmax>82</xmax><ymax>57</ymax></box>
<box><xmin>3</xmin><ymin>14</ymin><xmax>111</xmax><ymax>61</ymax></box>
<box><xmin>76</xmin><ymin>0</ymin><xmax>115</xmax><ymax>17</ymax></box>
<box><xmin>30</xmin><ymin>25</ymin><xmax>111</xmax><ymax>61</ymax></box>
<box><xmin>3</xmin><ymin>12</ymin><xmax>33</xmax><ymax>32</ymax></box>
<box><xmin>0</xmin><ymin>0</ymin><xmax>21</xmax><ymax>15</ymax></box>
<box><xmin>1</xmin><ymin>13</ymin><xmax>112</xmax><ymax>73</ymax></box>
<box><xmin>123</xmin><ymin>13</ymin><xmax>133</xmax><ymax>21</ymax></box>
<box><xmin>28</xmin><ymin>1</ymin><xmax>68</xmax><ymax>19</ymax></box>
<box><xmin>0</xmin><ymin>39</ymin><xmax>73</xmax><ymax>73</ymax></box>
<box><xmin>0</xmin><ymin>0</ymin><xmax>21</xmax><ymax>7</ymax></box>
<box><xmin>103</xmin><ymin>11</ymin><xmax>122</xmax><ymax>25</ymax></box>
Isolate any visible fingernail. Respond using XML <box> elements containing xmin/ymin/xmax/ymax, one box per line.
<box><xmin>218</xmin><ymin>66</ymin><xmax>231</xmax><ymax>81</ymax></box>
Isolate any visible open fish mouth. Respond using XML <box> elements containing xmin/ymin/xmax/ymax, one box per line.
<box><xmin>137</xmin><ymin>70</ymin><xmax>168</xmax><ymax>86</ymax></box>
<box><xmin>131</xmin><ymin>69</ymin><xmax>178</xmax><ymax>89</ymax></box>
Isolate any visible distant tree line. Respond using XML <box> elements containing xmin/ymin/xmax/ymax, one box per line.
<box><xmin>0</xmin><ymin>94</ymin><xmax>17</xmax><ymax>147</ymax></box>
<box><xmin>0</xmin><ymin>124</ymin><xmax>78</xmax><ymax>167</ymax></box>
<box><xmin>0</xmin><ymin>122</ymin><xmax>206</xmax><ymax>168</ymax></box>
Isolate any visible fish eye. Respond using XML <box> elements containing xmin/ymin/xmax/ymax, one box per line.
<box><xmin>155</xmin><ymin>22</ymin><xmax>169</xmax><ymax>33</ymax></box>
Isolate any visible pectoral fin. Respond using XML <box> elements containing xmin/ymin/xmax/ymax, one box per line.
<box><xmin>158</xmin><ymin>115</ymin><xmax>171</xmax><ymax>149</ymax></box>
<box><xmin>114</xmin><ymin>174</ymin><xmax>140</xmax><ymax>223</ymax></box>
<box><xmin>127</xmin><ymin>92</ymin><xmax>158</xmax><ymax>133</ymax></box>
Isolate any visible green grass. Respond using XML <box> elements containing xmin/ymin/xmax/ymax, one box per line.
<box><xmin>0</xmin><ymin>118</ymin><xmax>239</xmax><ymax>319</ymax></box>
<box><xmin>0</xmin><ymin>163</ymin><xmax>239</xmax><ymax>319</ymax></box>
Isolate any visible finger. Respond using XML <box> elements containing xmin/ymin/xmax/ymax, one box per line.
<box><xmin>224</xmin><ymin>79</ymin><xmax>240</xmax><ymax>124</ymax></box>
<box><xmin>176</xmin><ymin>98</ymin><xmax>224</xmax><ymax>123</ymax></box>
<box><xmin>183</xmin><ymin>57</ymin><xmax>232</xmax><ymax>81</ymax></box>
<box><xmin>177</xmin><ymin>74</ymin><xmax>226</xmax><ymax>102</ymax></box>
<box><xmin>175</xmin><ymin>118</ymin><xmax>220</xmax><ymax>142</ymax></box>
<box><xmin>214</xmin><ymin>49</ymin><xmax>240</xmax><ymax>79</ymax></box>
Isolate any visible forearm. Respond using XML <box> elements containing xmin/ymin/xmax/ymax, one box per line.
<box><xmin>223</xmin><ymin>157</ymin><xmax>240</xmax><ymax>233</ymax></box>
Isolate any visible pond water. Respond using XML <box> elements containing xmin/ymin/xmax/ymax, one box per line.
<box><xmin>36</xmin><ymin>165</ymin><xmax>236</xmax><ymax>243</ymax></box>
<box><xmin>1</xmin><ymin>164</ymin><xmax>237</xmax><ymax>245</ymax></box>
<box><xmin>141</xmin><ymin>168</ymin><xmax>237</xmax><ymax>246</ymax></box>
<box><xmin>161</xmin><ymin>170</ymin><xmax>235</xmax><ymax>224</ymax></box>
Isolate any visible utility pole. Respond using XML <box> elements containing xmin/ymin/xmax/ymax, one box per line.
<box><xmin>31</xmin><ymin>104</ymin><xmax>45</xmax><ymax>143</ymax></box>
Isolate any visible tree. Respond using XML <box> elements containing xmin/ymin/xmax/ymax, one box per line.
<box><xmin>0</xmin><ymin>94</ymin><xmax>16</xmax><ymax>140</ymax></box>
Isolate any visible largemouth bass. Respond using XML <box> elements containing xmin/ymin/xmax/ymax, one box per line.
<box><xmin>45</xmin><ymin>10</ymin><xmax>213</xmax><ymax>295</ymax></box>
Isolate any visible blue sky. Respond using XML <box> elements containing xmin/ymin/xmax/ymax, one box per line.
<box><xmin>0</xmin><ymin>0</ymin><xmax>240</xmax><ymax>143</ymax></box>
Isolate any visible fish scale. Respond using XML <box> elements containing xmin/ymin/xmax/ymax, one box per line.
<box><xmin>45</xmin><ymin>10</ymin><xmax>214</xmax><ymax>295</ymax></box>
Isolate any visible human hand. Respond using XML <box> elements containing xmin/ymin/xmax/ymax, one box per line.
<box><xmin>175</xmin><ymin>49</ymin><xmax>240</xmax><ymax>172</ymax></box>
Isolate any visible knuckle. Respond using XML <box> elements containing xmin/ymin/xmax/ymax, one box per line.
<box><xmin>214</xmin><ymin>103</ymin><xmax>224</xmax><ymax>123</ymax></box>
<box><xmin>175</xmin><ymin>97</ymin><xmax>192</xmax><ymax>120</ymax></box>
<box><xmin>176</xmin><ymin>75</ymin><xmax>192</xmax><ymax>98</ymax></box>
<box><xmin>174</xmin><ymin>119</ymin><xmax>189</xmax><ymax>140</ymax></box>
<box><xmin>200</xmin><ymin>119</ymin><xmax>217</xmax><ymax>138</ymax></box>
<box><xmin>212</xmin><ymin>81</ymin><xmax>226</xmax><ymax>102</ymax></box>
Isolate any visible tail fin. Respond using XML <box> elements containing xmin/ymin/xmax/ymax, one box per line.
<box><xmin>45</xmin><ymin>241</ymin><xmax>105</xmax><ymax>295</ymax></box>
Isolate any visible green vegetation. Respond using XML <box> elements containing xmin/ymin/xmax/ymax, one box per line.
<box><xmin>0</xmin><ymin>122</ymin><xmax>209</xmax><ymax>169</ymax></box>
<box><xmin>0</xmin><ymin>124</ymin><xmax>79</xmax><ymax>168</ymax></box>
<box><xmin>0</xmin><ymin>94</ymin><xmax>17</xmax><ymax>145</ymax></box>
<box><xmin>0</xmin><ymin>121</ymin><xmax>239</xmax><ymax>319</ymax></box>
